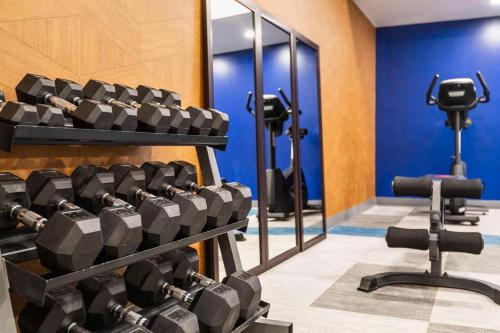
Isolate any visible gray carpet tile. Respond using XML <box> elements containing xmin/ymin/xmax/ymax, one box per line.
<box><xmin>340</xmin><ymin>214</ymin><xmax>403</xmax><ymax>228</ymax></box>
<box><xmin>409</xmin><ymin>207</ymin><xmax>430</xmax><ymax>216</ymax></box>
<box><xmin>312</xmin><ymin>263</ymin><xmax>438</xmax><ymax>321</ymax></box>
<box><xmin>427</xmin><ymin>323</ymin><xmax>500</xmax><ymax>333</ymax></box>
<box><xmin>444</xmin><ymin>247</ymin><xmax>500</xmax><ymax>274</ymax></box>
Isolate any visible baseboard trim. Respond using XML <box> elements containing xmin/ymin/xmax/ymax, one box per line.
<box><xmin>326</xmin><ymin>198</ymin><xmax>376</xmax><ymax>228</ymax></box>
<box><xmin>376</xmin><ymin>197</ymin><xmax>500</xmax><ymax>208</ymax></box>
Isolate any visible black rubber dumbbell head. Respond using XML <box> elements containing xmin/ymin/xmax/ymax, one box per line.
<box><xmin>142</xmin><ymin>162</ymin><xmax>208</xmax><ymax>237</ymax></box>
<box><xmin>137</xmin><ymin>85</ymin><xmax>190</xmax><ymax>134</ymax></box>
<box><xmin>18</xmin><ymin>285</ymin><xmax>88</xmax><ymax>333</ymax></box>
<box><xmin>162</xmin><ymin>247</ymin><xmax>200</xmax><ymax>290</ymax></box>
<box><xmin>77</xmin><ymin>271</ymin><xmax>128</xmax><ymax>330</ymax></box>
<box><xmin>222</xmin><ymin>182</ymin><xmax>252</xmax><ymax>222</ymax></box>
<box><xmin>222</xmin><ymin>271</ymin><xmax>262</xmax><ymax>320</ymax></box>
<box><xmin>26</xmin><ymin>169</ymin><xmax>75</xmax><ymax>218</ymax></box>
<box><xmin>160</xmin><ymin>89</ymin><xmax>182</xmax><ymax>107</ymax></box>
<box><xmin>169</xmin><ymin>246</ymin><xmax>261</xmax><ymax>321</ymax></box>
<box><xmin>137</xmin><ymin>102</ymin><xmax>172</xmax><ymax>133</ymax></box>
<box><xmin>164</xmin><ymin>104</ymin><xmax>191</xmax><ymax>134</ymax></box>
<box><xmin>83</xmin><ymin>79</ymin><xmax>138</xmax><ymax>131</ymax></box>
<box><xmin>168</xmin><ymin>161</ymin><xmax>232</xmax><ymax>228</ymax></box>
<box><xmin>192</xmin><ymin>283</ymin><xmax>240</xmax><ymax>333</ymax></box>
<box><xmin>207</xmin><ymin>108</ymin><xmax>229</xmax><ymax>136</ymax></box>
<box><xmin>71</xmin><ymin>165</ymin><xmax>116</xmax><ymax>213</ymax></box>
<box><xmin>115</xmin><ymin>84</ymin><xmax>139</xmax><ymax>104</ymax></box>
<box><xmin>137</xmin><ymin>85</ymin><xmax>163</xmax><ymax>104</ymax></box>
<box><xmin>0</xmin><ymin>172</ymin><xmax>32</xmax><ymax>229</ymax></box>
<box><xmin>115</xmin><ymin>84</ymin><xmax>175</xmax><ymax>133</ymax></box>
<box><xmin>37</xmin><ymin>208</ymin><xmax>103</xmax><ymax>272</ymax></box>
<box><xmin>0</xmin><ymin>101</ymin><xmax>39</xmax><ymax>125</ymax></box>
<box><xmin>71</xmin><ymin>165</ymin><xmax>143</xmax><ymax>259</ymax></box>
<box><xmin>26</xmin><ymin>170</ymin><xmax>104</xmax><ymax>272</ymax></box>
<box><xmin>17</xmin><ymin>74</ymin><xmax>113</xmax><ymax>130</ymax></box>
<box><xmin>152</xmin><ymin>305</ymin><xmax>200</xmax><ymax>333</ymax></box>
<box><xmin>186</xmin><ymin>107</ymin><xmax>213</xmax><ymax>135</ymax></box>
<box><xmin>124</xmin><ymin>256</ymin><xmax>174</xmax><ymax>307</ymax></box>
<box><xmin>36</xmin><ymin>104</ymin><xmax>65</xmax><ymax>127</ymax></box>
<box><xmin>125</xmin><ymin>256</ymin><xmax>240</xmax><ymax>333</ymax></box>
<box><xmin>110</xmin><ymin>164</ymin><xmax>181</xmax><ymax>246</ymax></box>
<box><xmin>55</xmin><ymin>78</ymin><xmax>84</xmax><ymax>105</ymax></box>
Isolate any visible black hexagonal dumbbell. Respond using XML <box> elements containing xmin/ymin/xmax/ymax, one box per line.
<box><xmin>160</xmin><ymin>89</ymin><xmax>229</xmax><ymax>136</ymax></box>
<box><xmin>0</xmin><ymin>89</ymin><xmax>40</xmax><ymax>125</ymax></box>
<box><xmin>141</xmin><ymin>161</ymin><xmax>208</xmax><ymax>236</ymax></box>
<box><xmin>71</xmin><ymin>165</ymin><xmax>143</xmax><ymax>260</ymax></box>
<box><xmin>16</xmin><ymin>73</ymin><xmax>113</xmax><ymax>129</ymax></box>
<box><xmin>162</xmin><ymin>161</ymin><xmax>232</xmax><ymax>229</ymax></box>
<box><xmin>163</xmin><ymin>246</ymin><xmax>261</xmax><ymax>320</ymax></box>
<box><xmin>136</xmin><ymin>85</ymin><xmax>192</xmax><ymax>135</ymax></box>
<box><xmin>169</xmin><ymin>160</ymin><xmax>252</xmax><ymax>224</ymax></box>
<box><xmin>222</xmin><ymin>182</ymin><xmax>253</xmax><ymax>222</ymax></box>
<box><xmin>18</xmin><ymin>285</ymin><xmax>91</xmax><ymax>333</ymax></box>
<box><xmin>35</xmin><ymin>104</ymin><xmax>65</xmax><ymax>127</ymax></box>
<box><xmin>77</xmin><ymin>271</ymin><xmax>198</xmax><ymax>332</ymax></box>
<box><xmin>125</xmin><ymin>256</ymin><xmax>240</xmax><ymax>333</ymax></box>
<box><xmin>113</xmin><ymin>83</ymin><xmax>174</xmax><ymax>133</ymax></box>
<box><xmin>25</xmin><ymin>170</ymin><xmax>105</xmax><ymax>272</ymax></box>
<box><xmin>0</xmin><ymin>89</ymin><xmax>65</xmax><ymax>127</ymax></box>
<box><xmin>109</xmin><ymin>164</ymin><xmax>182</xmax><ymax>246</ymax></box>
<box><xmin>54</xmin><ymin>78</ymin><xmax>137</xmax><ymax>132</ymax></box>
<box><xmin>0</xmin><ymin>171</ymin><xmax>103</xmax><ymax>273</ymax></box>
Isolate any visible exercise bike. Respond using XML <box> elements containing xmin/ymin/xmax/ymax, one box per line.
<box><xmin>246</xmin><ymin>89</ymin><xmax>308</xmax><ymax>219</ymax></box>
<box><xmin>426</xmin><ymin>71</ymin><xmax>490</xmax><ymax>224</ymax></box>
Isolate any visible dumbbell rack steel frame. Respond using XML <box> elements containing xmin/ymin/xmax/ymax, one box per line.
<box><xmin>358</xmin><ymin>179</ymin><xmax>500</xmax><ymax>305</ymax></box>
<box><xmin>0</xmin><ymin>126</ymin><xmax>292</xmax><ymax>333</ymax></box>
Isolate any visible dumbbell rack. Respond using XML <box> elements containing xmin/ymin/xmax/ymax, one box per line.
<box><xmin>0</xmin><ymin>127</ymin><xmax>291</xmax><ymax>333</ymax></box>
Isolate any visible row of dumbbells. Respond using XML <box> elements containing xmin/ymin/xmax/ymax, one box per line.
<box><xmin>0</xmin><ymin>161</ymin><xmax>251</xmax><ymax>274</ymax></box>
<box><xmin>19</xmin><ymin>246</ymin><xmax>262</xmax><ymax>333</ymax></box>
<box><xmin>0</xmin><ymin>73</ymin><xmax>228</xmax><ymax>135</ymax></box>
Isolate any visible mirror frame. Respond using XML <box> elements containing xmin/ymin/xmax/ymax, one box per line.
<box><xmin>203</xmin><ymin>0</ymin><xmax>326</xmax><ymax>279</ymax></box>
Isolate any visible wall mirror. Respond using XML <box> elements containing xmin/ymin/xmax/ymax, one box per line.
<box><xmin>209</xmin><ymin>0</ymin><xmax>263</xmax><ymax>275</ymax></box>
<box><xmin>296</xmin><ymin>39</ymin><xmax>326</xmax><ymax>246</ymax></box>
<box><xmin>260</xmin><ymin>18</ymin><xmax>299</xmax><ymax>260</ymax></box>
<box><xmin>205</xmin><ymin>0</ymin><xmax>326</xmax><ymax>277</ymax></box>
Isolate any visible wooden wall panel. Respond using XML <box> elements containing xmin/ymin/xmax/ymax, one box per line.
<box><xmin>0</xmin><ymin>0</ymin><xmax>205</xmax><ymax>187</ymax></box>
<box><xmin>0</xmin><ymin>0</ymin><xmax>206</xmax><ymax>322</ymax></box>
<box><xmin>253</xmin><ymin>0</ymin><xmax>376</xmax><ymax>217</ymax></box>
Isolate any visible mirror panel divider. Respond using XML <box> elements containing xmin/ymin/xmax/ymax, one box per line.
<box><xmin>204</xmin><ymin>0</ymin><xmax>326</xmax><ymax>278</ymax></box>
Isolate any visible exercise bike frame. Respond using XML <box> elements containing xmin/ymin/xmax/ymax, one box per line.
<box><xmin>426</xmin><ymin>72</ymin><xmax>490</xmax><ymax>224</ymax></box>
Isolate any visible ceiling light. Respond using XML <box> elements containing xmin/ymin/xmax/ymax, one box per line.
<box><xmin>244</xmin><ymin>30</ymin><xmax>255</xmax><ymax>39</ymax></box>
<box><xmin>491</xmin><ymin>0</ymin><xmax>500</xmax><ymax>5</ymax></box>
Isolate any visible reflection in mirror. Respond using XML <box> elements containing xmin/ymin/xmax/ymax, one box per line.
<box><xmin>211</xmin><ymin>0</ymin><xmax>260</xmax><ymax>275</ymax></box>
<box><xmin>297</xmin><ymin>40</ymin><xmax>325</xmax><ymax>242</ymax></box>
<box><xmin>260</xmin><ymin>19</ymin><xmax>297</xmax><ymax>259</ymax></box>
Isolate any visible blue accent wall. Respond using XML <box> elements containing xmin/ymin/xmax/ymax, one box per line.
<box><xmin>377</xmin><ymin>17</ymin><xmax>500</xmax><ymax>199</ymax></box>
<box><xmin>213</xmin><ymin>48</ymin><xmax>257</xmax><ymax>197</ymax></box>
<box><xmin>213</xmin><ymin>43</ymin><xmax>322</xmax><ymax>199</ymax></box>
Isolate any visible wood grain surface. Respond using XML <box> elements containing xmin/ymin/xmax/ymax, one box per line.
<box><xmin>253</xmin><ymin>0</ymin><xmax>376</xmax><ymax>217</ymax></box>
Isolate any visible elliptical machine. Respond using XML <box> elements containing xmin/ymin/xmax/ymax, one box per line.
<box><xmin>246</xmin><ymin>89</ymin><xmax>308</xmax><ymax>219</ymax></box>
<box><xmin>426</xmin><ymin>71</ymin><xmax>490</xmax><ymax>224</ymax></box>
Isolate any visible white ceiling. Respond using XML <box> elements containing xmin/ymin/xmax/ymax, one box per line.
<box><xmin>353</xmin><ymin>0</ymin><xmax>500</xmax><ymax>27</ymax></box>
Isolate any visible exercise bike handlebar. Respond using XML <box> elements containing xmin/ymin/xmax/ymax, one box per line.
<box><xmin>245</xmin><ymin>91</ymin><xmax>255</xmax><ymax>116</ymax></box>
<box><xmin>426</xmin><ymin>74</ymin><xmax>439</xmax><ymax>105</ymax></box>
<box><xmin>278</xmin><ymin>88</ymin><xmax>302</xmax><ymax>115</ymax></box>
<box><xmin>476</xmin><ymin>71</ymin><xmax>490</xmax><ymax>103</ymax></box>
